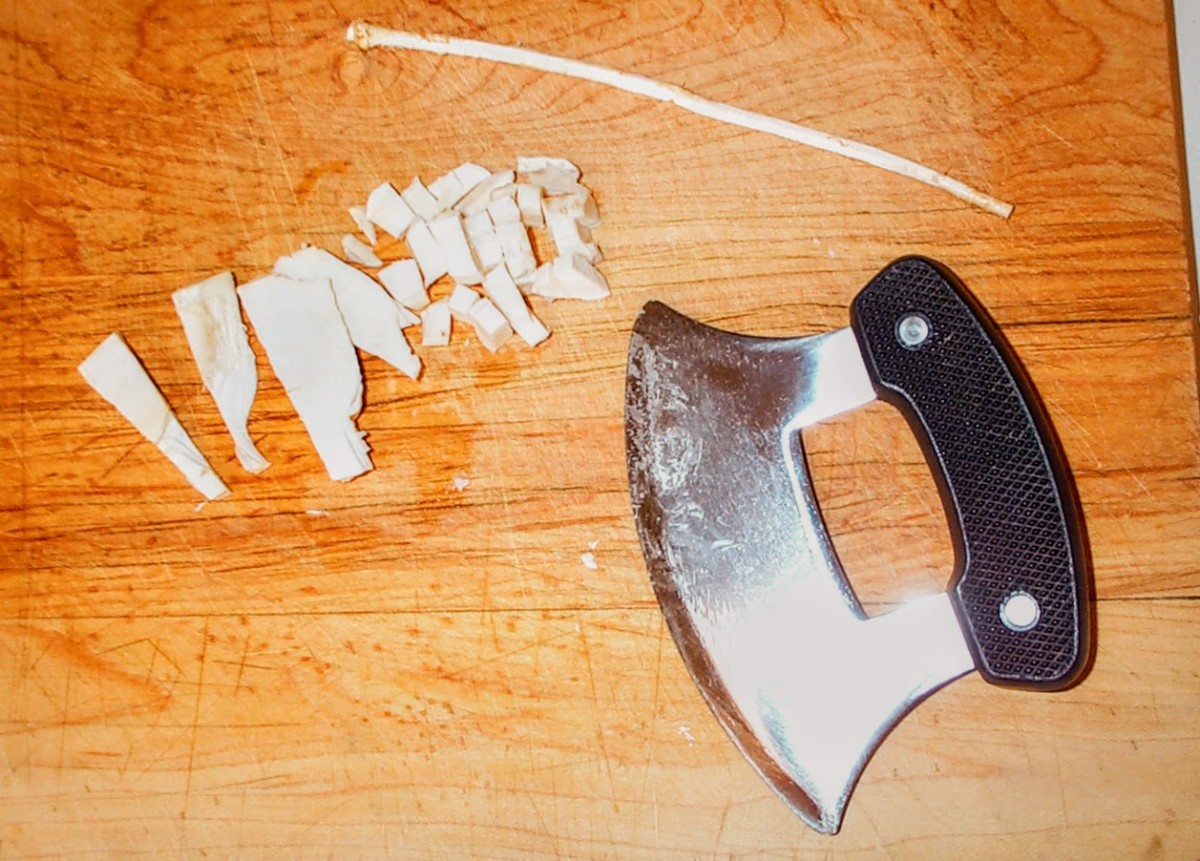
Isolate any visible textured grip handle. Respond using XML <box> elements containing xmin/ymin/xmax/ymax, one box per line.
<box><xmin>850</xmin><ymin>257</ymin><xmax>1092</xmax><ymax>690</ymax></box>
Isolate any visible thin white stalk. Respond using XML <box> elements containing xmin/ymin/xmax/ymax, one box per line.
<box><xmin>346</xmin><ymin>22</ymin><xmax>1014</xmax><ymax>219</ymax></box>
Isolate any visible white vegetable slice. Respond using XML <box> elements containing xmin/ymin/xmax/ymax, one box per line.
<box><xmin>402</xmin><ymin>177</ymin><xmax>441</xmax><ymax>221</ymax></box>
<box><xmin>378</xmin><ymin>258</ymin><xmax>430</xmax><ymax>310</ymax></box>
<box><xmin>342</xmin><ymin>233</ymin><xmax>383</xmax><ymax>268</ymax></box>
<box><xmin>467</xmin><ymin>297</ymin><xmax>513</xmax><ymax>352</ymax></box>
<box><xmin>543</xmin><ymin>196</ymin><xmax>601</xmax><ymax>264</ymax></box>
<box><xmin>420</xmin><ymin>298</ymin><xmax>451</xmax><ymax>346</ymax></box>
<box><xmin>172</xmin><ymin>272</ymin><xmax>269</xmax><ymax>474</ymax></box>
<box><xmin>348</xmin><ymin>205</ymin><xmax>378</xmax><ymax>245</ymax></box>
<box><xmin>273</xmin><ymin>247</ymin><xmax>421</xmax><ymax>380</ymax></box>
<box><xmin>447</xmin><ymin>283</ymin><xmax>481</xmax><ymax>322</ymax></box>
<box><xmin>428</xmin><ymin>212</ymin><xmax>484</xmax><ymax>285</ymax></box>
<box><xmin>486</xmin><ymin>194</ymin><xmax>521</xmax><ymax>226</ymax></box>
<box><xmin>517</xmin><ymin>155</ymin><xmax>582</xmax><ymax>194</ymax></box>
<box><xmin>529</xmin><ymin>254</ymin><xmax>611</xmax><ymax>301</ymax></box>
<box><xmin>515</xmin><ymin>183</ymin><xmax>544</xmax><ymax>227</ymax></box>
<box><xmin>452</xmin><ymin>161</ymin><xmax>492</xmax><ymax>192</ymax></box>
<box><xmin>482</xmin><ymin>264</ymin><xmax>549</xmax><ymax>347</ymax></box>
<box><xmin>546</xmin><ymin>186</ymin><xmax>601</xmax><ymax>229</ymax></box>
<box><xmin>494</xmin><ymin>221</ymin><xmax>537</xmax><ymax>286</ymax></box>
<box><xmin>463</xmin><ymin>210</ymin><xmax>504</xmax><ymax>271</ymax></box>
<box><xmin>346</xmin><ymin>23</ymin><xmax>1014</xmax><ymax>218</ymax></box>
<box><xmin>428</xmin><ymin>169</ymin><xmax>467</xmax><ymax>211</ymax></box>
<box><xmin>238</xmin><ymin>275</ymin><xmax>372</xmax><ymax>482</ymax></box>
<box><xmin>78</xmin><ymin>333</ymin><xmax>230</xmax><ymax>500</ymax></box>
<box><xmin>365</xmin><ymin>182</ymin><xmax>417</xmax><ymax>239</ymax></box>
<box><xmin>454</xmin><ymin>170</ymin><xmax>515</xmax><ymax>215</ymax></box>
<box><xmin>405</xmin><ymin>220</ymin><xmax>449</xmax><ymax>286</ymax></box>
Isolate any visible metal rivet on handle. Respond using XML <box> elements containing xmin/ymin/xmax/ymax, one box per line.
<box><xmin>895</xmin><ymin>312</ymin><xmax>931</xmax><ymax>349</ymax></box>
<box><xmin>999</xmin><ymin>590</ymin><xmax>1040</xmax><ymax>632</ymax></box>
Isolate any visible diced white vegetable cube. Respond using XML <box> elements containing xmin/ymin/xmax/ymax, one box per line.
<box><xmin>529</xmin><ymin>254</ymin><xmax>611</xmax><ymax>301</ymax></box>
<box><xmin>447</xmin><ymin>283</ymin><xmax>481</xmax><ymax>322</ymax></box>
<box><xmin>238</xmin><ymin>275</ymin><xmax>373</xmax><ymax>482</ymax></box>
<box><xmin>452</xmin><ymin>161</ymin><xmax>493</xmax><ymax>192</ymax></box>
<box><xmin>78</xmin><ymin>333</ymin><xmax>230</xmax><ymax>500</ymax></box>
<box><xmin>467</xmin><ymin>297</ymin><xmax>513</xmax><ymax>352</ymax></box>
<box><xmin>544</xmin><ymin>196</ymin><xmax>602</xmax><ymax>264</ymax></box>
<box><xmin>428</xmin><ymin>170</ymin><xmax>467</xmax><ymax>211</ymax></box>
<box><xmin>273</xmin><ymin>247</ymin><xmax>421</xmax><ymax>379</ymax></box>
<box><xmin>348</xmin><ymin>205</ymin><xmax>378</xmax><ymax>245</ymax></box>
<box><xmin>342</xmin><ymin>233</ymin><xmax>383</xmax><ymax>268</ymax></box>
<box><xmin>546</xmin><ymin>187</ymin><xmax>602</xmax><ymax>229</ymax></box>
<box><xmin>486</xmin><ymin>194</ymin><xmax>521</xmax><ymax>226</ymax></box>
<box><xmin>365</xmin><ymin>182</ymin><xmax>417</xmax><ymax>239</ymax></box>
<box><xmin>420</xmin><ymin>299</ymin><xmax>452</xmax><ymax>346</ymax></box>
<box><xmin>378</xmin><ymin>258</ymin><xmax>430</xmax><ymax>310</ymax></box>
<box><xmin>172</xmin><ymin>271</ymin><xmax>269</xmax><ymax>475</ymax></box>
<box><xmin>454</xmin><ymin>170</ymin><xmax>515</xmax><ymax>215</ymax></box>
<box><xmin>463</xmin><ymin>210</ymin><xmax>503</xmax><ymax>271</ymax></box>
<box><xmin>515</xmin><ymin>183</ymin><xmax>544</xmax><ymax>227</ymax></box>
<box><xmin>405</xmin><ymin>220</ymin><xmax>448</xmax><ymax>286</ymax></box>
<box><xmin>428</xmin><ymin>212</ymin><xmax>483</xmax><ymax>285</ymax></box>
<box><xmin>402</xmin><ymin>177</ymin><xmax>441</xmax><ymax>221</ymax></box>
<box><xmin>482</xmin><ymin>264</ymin><xmax>550</xmax><ymax>347</ymax></box>
<box><xmin>495</xmin><ymin>221</ymin><xmax>537</xmax><ymax>285</ymax></box>
<box><xmin>517</xmin><ymin>155</ymin><xmax>582</xmax><ymax>193</ymax></box>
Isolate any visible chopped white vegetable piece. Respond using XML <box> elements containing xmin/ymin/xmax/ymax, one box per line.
<box><xmin>428</xmin><ymin>169</ymin><xmax>467</xmax><ymax>211</ymax></box>
<box><xmin>529</xmin><ymin>254</ymin><xmax>611</xmax><ymax>301</ymax></box>
<box><xmin>546</xmin><ymin>186</ymin><xmax>602</xmax><ymax>229</ymax></box>
<box><xmin>378</xmin><ymin>258</ymin><xmax>430</xmax><ymax>310</ymax></box>
<box><xmin>274</xmin><ymin>247</ymin><xmax>421</xmax><ymax>379</ymax></box>
<box><xmin>78</xmin><ymin>333</ymin><xmax>230</xmax><ymax>500</ymax></box>
<box><xmin>482</xmin><ymin>264</ymin><xmax>549</xmax><ymax>347</ymax></box>
<box><xmin>428</xmin><ymin>212</ymin><xmax>483</xmax><ymax>285</ymax></box>
<box><xmin>447</xmin><ymin>283</ymin><xmax>481</xmax><ymax>322</ymax></box>
<box><xmin>402</xmin><ymin>177</ymin><xmax>441</xmax><ymax>221</ymax></box>
<box><xmin>172</xmin><ymin>271</ymin><xmax>269</xmax><ymax>475</ymax></box>
<box><xmin>466</xmin><ymin>297</ymin><xmax>513</xmax><ymax>352</ymax></box>
<box><xmin>452</xmin><ymin>474</ymin><xmax>470</xmax><ymax>491</ymax></box>
<box><xmin>581</xmin><ymin>551</ymin><xmax>598</xmax><ymax>570</ymax></box>
<box><xmin>238</xmin><ymin>275</ymin><xmax>372</xmax><ymax>482</ymax></box>
<box><xmin>463</xmin><ymin>210</ymin><xmax>504</xmax><ymax>271</ymax></box>
<box><xmin>342</xmin><ymin>233</ymin><xmax>383</xmax><ymax>268</ymax></box>
<box><xmin>486</xmin><ymin>194</ymin><xmax>521</xmax><ymax>226</ymax></box>
<box><xmin>515</xmin><ymin>183</ymin><xmax>544</xmax><ymax>227</ymax></box>
<box><xmin>405</xmin><ymin>220</ymin><xmax>449</xmax><ymax>286</ymax></box>
<box><xmin>346</xmin><ymin>23</ymin><xmax>1015</xmax><ymax>219</ymax></box>
<box><xmin>454</xmin><ymin>170</ymin><xmax>515</xmax><ymax>215</ymax></box>
<box><xmin>348</xmin><ymin>205</ymin><xmax>378</xmax><ymax>245</ymax></box>
<box><xmin>494</xmin><ymin>221</ymin><xmax>537</xmax><ymax>286</ymax></box>
<box><xmin>365</xmin><ymin>182</ymin><xmax>417</xmax><ymax>239</ymax></box>
<box><xmin>543</xmin><ymin>195</ymin><xmax>602</xmax><ymax>264</ymax></box>
<box><xmin>420</xmin><ymin>298</ymin><xmax>452</xmax><ymax>346</ymax></box>
<box><xmin>518</xmin><ymin>155</ymin><xmax>582</xmax><ymax>194</ymax></box>
<box><xmin>452</xmin><ymin>161</ymin><xmax>492</xmax><ymax>192</ymax></box>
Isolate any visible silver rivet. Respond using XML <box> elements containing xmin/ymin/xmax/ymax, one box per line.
<box><xmin>896</xmin><ymin>313</ymin><xmax>931</xmax><ymax>348</ymax></box>
<box><xmin>1000</xmin><ymin>590</ymin><xmax>1040</xmax><ymax>632</ymax></box>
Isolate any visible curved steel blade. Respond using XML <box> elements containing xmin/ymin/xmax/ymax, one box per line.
<box><xmin>625</xmin><ymin>302</ymin><xmax>975</xmax><ymax>833</ymax></box>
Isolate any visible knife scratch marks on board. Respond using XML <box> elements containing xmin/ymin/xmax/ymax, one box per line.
<box><xmin>578</xmin><ymin>622</ymin><xmax>620</xmax><ymax>813</ymax></box>
<box><xmin>439</xmin><ymin>627</ymin><xmax>576</xmax><ymax>680</ymax></box>
<box><xmin>182</xmin><ymin>616</ymin><xmax>210</xmax><ymax>817</ymax></box>
<box><xmin>242</xmin><ymin>48</ymin><xmax>299</xmax><ymax>211</ymax></box>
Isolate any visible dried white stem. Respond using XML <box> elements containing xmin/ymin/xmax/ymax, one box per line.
<box><xmin>346</xmin><ymin>21</ymin><xmax>1013</xmax><ymax>219</ymax></box>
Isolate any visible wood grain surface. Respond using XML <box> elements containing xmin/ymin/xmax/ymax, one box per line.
<box><xmin>2</xmin><ymin>0</ymin><xmax>1199</xmax><ymax>858</ymax></box>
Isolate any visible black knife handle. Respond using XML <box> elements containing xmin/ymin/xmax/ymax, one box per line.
<box><xmin>849</xmin><ymin>256</ymin><xmax>1091</xmax><ymax>690</ymax></box>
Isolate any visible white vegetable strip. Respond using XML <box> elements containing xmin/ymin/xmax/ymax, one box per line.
<box><xmin>482</xmin><ymin>264</ymin><xmax>549</xmax><ymax>346</ymax></box>
<box><xmin>530</xmin><ymin>254</ymin><xmax>611</xmax><ymax>301</ymax></box>
<box><xmin>463</xmin><ymin>210</ymin><xmax>503</xmax><ymax>271</ymax></box>
<box><xmin>429</xmin><ymin>213</ymin><xmax>484</xmax><ymax>285</ymax></box>
<box><xmin>348</xmin><ymin>205</ymin><xmax>378</xmax><ymax>245</ymax></box>
<box><xmin>273</xmin><ymin>247</ymin><xmax>421</xmax><ymax>380</ymax></box>
<box><xmin>402</xmin><ymin>177</ymin><xmax>441</xmax><ymax>220</ymax></box>
<box><xmin>172</xmin><ymin>272</ymin><xmax>270</xmax><ymax>474</ymax></box>
<box><xmin>428</xmin><ymin>169</ymin><xmax>467</xmax><ymax>210</ymax></box>
<box><xmin>454</xmin><ymin>169</ymin><xmax>515</xmax><ymax>215</ymax></box>
<box><xmin>515</xmin><ymin>183</ymin><xmax>544</xmax><ymax>227</ymax></box>
<box><xmin>494</xmin><ymin>221</ymin><xmax>537</xmax><ymax>285</ymax></box>
<box><xmin>347</xmin><ymin>22</ymin><xmax>1014</xmax><ymax>218</ymax></box>
<box><xmin>78</xmin><ymin>333</ymin><xmax>230</xmax><ymax>500</ymax></box>
<box><xmin>378</xmin><ymin>258</ymin><xmax>430</xmax><ymax>310</ymax></box>
<box><xmin>238</xmin><ymin>275</ymin><xmax>373</xmax><ymax>482</ymax></box>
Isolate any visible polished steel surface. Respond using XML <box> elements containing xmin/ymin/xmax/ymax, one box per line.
<box><xmin>625</xmin><ymin>302</ymin><xmax>975</xmax><ymax>833</ymax></box>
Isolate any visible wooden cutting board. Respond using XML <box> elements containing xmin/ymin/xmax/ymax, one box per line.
<box><xmin>2</xmin><ymin>1</ymin><xmax>1198</xmax><ymax>857</ymax></box>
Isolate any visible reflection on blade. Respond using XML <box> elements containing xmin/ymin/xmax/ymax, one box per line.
<box><xmin>625</xmin><ymin>302</ymin><xmax>975</xmax><ymax>833</ymax></box>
